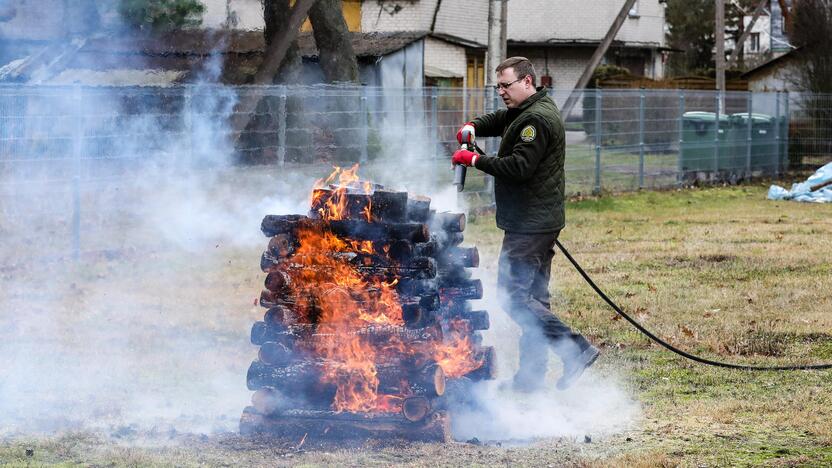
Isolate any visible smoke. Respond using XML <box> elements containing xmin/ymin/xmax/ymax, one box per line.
<box><xmin>447</xmin><ymin>270</ymin><xmax>640</xmax><ymax>443</ymax></box>
<box><xmin>0</xmin><ymin>3</ymin><xmax>314</xmax><ymax>438</ymax></box>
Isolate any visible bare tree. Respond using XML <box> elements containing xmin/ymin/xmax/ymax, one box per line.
<box><xmin>791</xmin><ymin>0</ymin><xmax>832</xmax><ymax>93</ymax></box>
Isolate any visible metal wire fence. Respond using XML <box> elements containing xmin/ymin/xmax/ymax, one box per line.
<box><xmin>1</xmin><ymin>84</ymin><xmax>829</xmax><ymax>260</ymax></box>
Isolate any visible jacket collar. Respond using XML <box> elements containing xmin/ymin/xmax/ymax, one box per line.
<box><xmin>516</xmin><ymin>87</ymin><xmax>549</xmax><ymax>112</ymax></box>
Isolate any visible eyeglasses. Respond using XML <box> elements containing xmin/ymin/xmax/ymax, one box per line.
<box><xmin>495</xmin><ymin>77</ymin><xmax>524</xmax><ymax>90</ymax></box>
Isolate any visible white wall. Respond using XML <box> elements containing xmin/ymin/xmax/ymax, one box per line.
<box><xmin>362</xmin><ymin>0</ymin><xmax>488</xmax><ymax>45</ymax></box>
<box><xmin>424</xmin><ymin>37</ymin><xmax>467</xmax><ymax>78</ymax></box>
<box><xmin>201</xmin><ymin>0</ymin><xmax>263</xmax><ymax>30</ymax></box>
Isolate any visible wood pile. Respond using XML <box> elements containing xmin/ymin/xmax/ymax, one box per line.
<box><xmin>240</xmin><ymin>175</ymin><xmax>495</xmax><ymax>442</ymax></box>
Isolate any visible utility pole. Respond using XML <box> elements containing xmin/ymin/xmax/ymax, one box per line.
<box><xmin>715</xmin><ymin>0</ymin><xmax>726</xmax><ymax>112</ymax></box>
<box><xmin>726</xmin><ymin>0</ymin><xmax>768</xmax><ymax>68</ymax></box>
<box><xmin>560</xmin><ymin>0</ymin><xmax>638</xmax><ymax>118</ymax></box>
<box><xmin>499</xmin><ymin>0</ymin><xmax>507</xmax><ymax>60</ymax></box>
<box><xmin>485</xmin><ymin>0</ymin><xmax>498</xmax><ymax>88</ymax></box>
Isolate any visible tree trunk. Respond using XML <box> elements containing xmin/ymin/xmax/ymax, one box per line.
<box><xmin>308</xmin><ymin>0</ymin><xmax>362</xmax><ymax>161</ymax></box>
<box><xmin>260</xmin><ymin>0</ymin><xmax>312</xmax><ymax>164</ymax></box>
<box><xmin>308</xmin><ymin>0</ymin><xmax>359</xmax><ymax>83</ymax></box>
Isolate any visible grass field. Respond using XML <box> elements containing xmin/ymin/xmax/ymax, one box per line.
<box><xmin>1</xmin><ymin>183</ymin><xmax>831</xmax><ymax>467</ymax></box>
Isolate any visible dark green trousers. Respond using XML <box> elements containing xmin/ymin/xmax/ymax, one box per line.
<box><xmin>497</xmin><ymin>231</ymin><xmax>591</xmax><ymax>389</ymax></box>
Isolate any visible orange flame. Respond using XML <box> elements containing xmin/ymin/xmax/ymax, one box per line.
<box><xmin>276</xmin><ymin>165</ymin><xmax>484</xmax><ymax>413</ymax></box>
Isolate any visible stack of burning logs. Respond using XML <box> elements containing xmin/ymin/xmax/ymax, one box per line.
<box><xmin>240</xmin><ymin>173</ymin><xmax>496</xmax><ymax>442</ymax></box>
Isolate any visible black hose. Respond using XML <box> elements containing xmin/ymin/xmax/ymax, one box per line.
<box><xmin>555</xmin><ymin>239</ymin><xmax>832</xmax><ymax>371</ymax></box>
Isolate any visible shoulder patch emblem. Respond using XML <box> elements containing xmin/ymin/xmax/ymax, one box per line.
<box><xmin>520</xmin><ymin>125</ymin><xmax>537</xmax><ymax>142</ymax></box>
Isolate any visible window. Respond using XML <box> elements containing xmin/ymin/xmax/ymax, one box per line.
<box><xmin>749</xmin><ymin>32</ymin><xmax>760</xmax><ymax>53</ymax></box>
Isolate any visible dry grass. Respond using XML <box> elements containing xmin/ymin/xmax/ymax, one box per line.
<box><xmin>2</xmin><ymin>182</ymin><xmax>832</xmax><ymax>466</ymax></box>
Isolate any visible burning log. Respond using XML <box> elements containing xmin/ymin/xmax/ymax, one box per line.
<box><xmin>464</xmin><ymin>346</ymin><xmax>497</xmax><ymax>381</ymax></box>
<box><xmin>259</xmin><ymin>289</ymin><xmax>436</xmax><ymax>317</ymax></box>
<box><xmin>247</xmin><ymin>359</ymin><xmax>445</xmax><ymax>398</ymax></box>
<box><xmin>310</xmin><ymin>188</ymin><xmax>409</xmax><ymax>223</ymax></box>
<box><xmin>261</xmin><ymin>215</ymin><xmax>430</xmax><ymax>243</ymax></box>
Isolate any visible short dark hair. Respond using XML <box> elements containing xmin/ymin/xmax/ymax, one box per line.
<box><xmin>496</xmin><ymin>57</ymin><xmax>537</xmax><ymax>86</ymax></box>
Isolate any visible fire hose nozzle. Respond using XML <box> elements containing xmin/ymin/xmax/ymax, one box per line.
<box><xmin>453</xmin><ymin>163</ymin><xmax>467</xmax><ymax>192</ymax></box>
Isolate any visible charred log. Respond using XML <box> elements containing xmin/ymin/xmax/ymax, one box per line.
<box><xmin>267</xmin><ymin>233</ymin><xmax>296</xmax><ymax>258</ymax></box>
<box><xmin>264</xmin><ymin>270</ymin><xmax>291</xmax><ymax>292</ymax></box>
<box><xmin>249</xmin><ymin>321</ymin><xmax>444</xmax><ymax>346</ymax></box>
<box><xmin>406</xmin><ymin>195</ymin><xmax>431</xmax><ymax>223</ymax></box>
<box><xmin>262</xmin><ymin>215</ymin><xmax>430</xmax><ymax>243</ymax></box>
<box><xmin>431</xmin><ymin>212</ymin><xmax>466</xmax><ymax>233</ymax></box>
<box><xmin>440</xmin><ymin>246</ymin><xmax>479</xmax><ymax>268</ymax></box>
<box><xmin>261</xmin><ymin>254</ymin><xmax>437</xmax><ymax>280</ymax></box>
<box><xmin>247</xmin><ymin>359</ymin><xmax>445</xmax><ymax>397</ymax></box>
<box><xmin>431</xmin><ymin>231</ymin><xmax>464</xmax><ymax>251</ymax></box>
<box><xmin>440</xmin><ymin>278</ymin><xmax>483</xmax><ymax>301</ymax></box>
<box><xmin>258</xmin><ymin>341</ymin><xmax>295</xmax><ymax>366</ymax></box>
<box><xmin>240</xmin><ymin>406</ymin><xmax>452</xmax><ymax>442</ymax></box>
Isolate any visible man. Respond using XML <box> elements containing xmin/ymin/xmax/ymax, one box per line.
<box><xmin>452</xmin><ymin>57</ymin><xmax>599</xmax><ymax>391</ymax></box>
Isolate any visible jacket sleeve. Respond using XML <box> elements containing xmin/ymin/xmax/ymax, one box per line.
<box><xmin>471</xmin><ymin>110</ymin><xmax>507</xmax><ymax>138</ymax></box>
<box><xmin>475</xmin><ymin>114</ymin><xmax>556</xmax><ymax>182</ymax></box>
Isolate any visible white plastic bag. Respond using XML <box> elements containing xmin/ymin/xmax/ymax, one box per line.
<box><xmin>768</xmin><ymin>161</ymin><xmax>832</xmax><ymax>203</ymax></box>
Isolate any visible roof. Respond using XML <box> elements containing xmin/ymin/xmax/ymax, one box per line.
<box><xmin>79</xmin><ymin>30</ymin><xmax>432</xmax><ymax>59</ymax></box>
<box><xmin>741</xmin><ymin>48</ymin><xmax>802</xmax><ymax>79</ymax></box>
<box><xmin>424</xmin><ymin>65</ymin><xmax>462</xmax><ymax>79</ymax></box>
<box><xmin>508</xmin><ymin>38</ymin><xmax>664</xmax><ymax>50</ymax></box>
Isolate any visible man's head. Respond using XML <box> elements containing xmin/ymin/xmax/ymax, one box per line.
<box><xmin>495</xmin><ymin>57</ymin><xmax>537</xmax><ymax>108</ymax></box>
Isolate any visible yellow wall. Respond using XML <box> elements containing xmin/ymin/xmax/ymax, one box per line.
<box><xmin>298</xmin><ymin>0</ymin><xmax>361</xmax><ymax>32</ymax></box>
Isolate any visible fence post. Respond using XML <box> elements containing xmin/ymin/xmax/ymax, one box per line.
<box><xmin>360</xmin><ymin>86</ymin><xmax>368</xmax><ymax>163</ymax></box>
<box><xmin>277</xmin><ymin>88</ymin><xmax>287</xmax><ymax>167</ymax></box>
<box><xmin>774</xmin><ymin>91</ymin><xmax>781</xmax><ymax>178</ymax></box>
<box><xmin>594</xmin><ymin>88</ymin><xmax>602</xmax><ymax>194</ymax></box>
<box><xmin>713</xmin><ymin>91</ymin><xmax>721</xmax><ymax>178</ymax></box>
<box><xmin>638</xmin><ymin>90</ymin><xmax>645</xmax><ymax>189</ymax></box>
<box><xmin>677</xmin><ymin>90</ymin><xmax>685</xmax><ymax>186</ymax></box>
<box><xmin>184</xmin><ymin>86</ymin><xmax>194</xmax><ymax>168</ymax></box>
<box><xmin>430</xmin><ymin>87</ymin><xmax>438</xmax><ymax>153</ymax></box>
<box><xmin>746</xmin><ymin>91</ymin><xmax>753</xmax><ymax>175</ymax></box>
<box><xmin>783</xmin><ymin>91</ymin><xmax>790</xmax><ymax>173</ymax></box>
<box><xmin>71</xmin><ymin>86</ymin><xmax>83</xmax><ymax>261</ymax></box>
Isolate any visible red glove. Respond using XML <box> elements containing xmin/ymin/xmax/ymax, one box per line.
<box><xmin>452</xmin><ymin>148</ymin><xmax>478</xmax><ymax>167</ymax></box>
<box><xmin>456</xmin><ymin>123</ymin><xmax>476</xmax><ymax>144</ymax></box>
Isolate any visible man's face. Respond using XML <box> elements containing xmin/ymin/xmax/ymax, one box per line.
<box><xmin>496</xmin><ymin>67</ymin><xmax>534</xmax><ymax>108</ymax></box>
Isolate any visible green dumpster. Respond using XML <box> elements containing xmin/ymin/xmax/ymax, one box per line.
<box><xmin>680</xmin><ymin>112</ymin><xmax>731</xmax><ymax>173</ymax></box>
<box><xmin>728</xmin><ymin>113</ymin><xmax>779</xmax><ymax>174</ymax></box>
